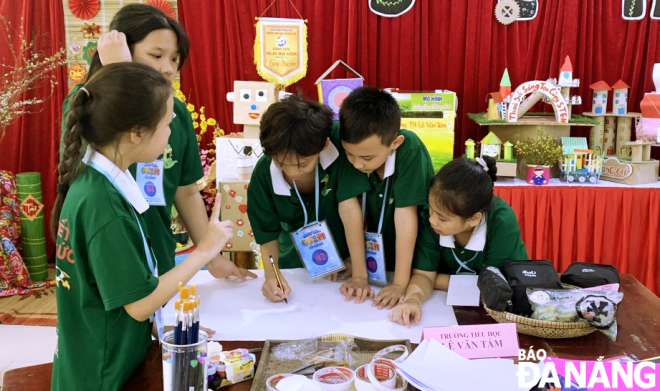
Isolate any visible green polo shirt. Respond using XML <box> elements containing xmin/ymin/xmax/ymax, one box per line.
<box><xmin>362</xmin><ymin>130</ymin><xmax>434</xmax><ymax>271</ymax></box>
<box><xmin>247</xmin><ymin>137</ymin><xmax>370</xmax><ymax>269</ymax></box>
<box><xmin>52</xmin><ymin>167</ymin><xmax>158</xmax><ymax>391</ymax></box>
<box><xmin>414</xmin><ymin>197</ymin><xmax>529</xmax><ymax>274</ymax></box>
<box><xmin>61</xmin><ymin>85</ymin><xmax>204</xmax><ymax>274</ymax></box>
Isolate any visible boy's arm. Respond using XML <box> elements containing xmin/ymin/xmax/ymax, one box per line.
<box><xmin>338</xmin><ymin>197</ymin><xmax>373</xmax><ymax>303</ymax></box>
<box><xmin>393</xmin><ymin>205</ymin><xmax>418</xmax><ymax>288</ymax></box>
<box><xmin>373</xmin><ymin>205</ymin><xmax>417</xmax><ymax>309</ymax></box>
<box><xmin>338</xmin><ymin>198</ymin><xmax>367</xmax><ymax>279</ymax></box>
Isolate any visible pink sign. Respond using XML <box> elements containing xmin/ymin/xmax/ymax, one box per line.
<box><xmin>422</xmin><ymin>323</ymin><xmax>519</xmax><ymax>359</ymax></box>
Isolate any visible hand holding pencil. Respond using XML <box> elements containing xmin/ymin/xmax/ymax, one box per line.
<box><xmin>262</xmin><ymin>256</ymin><xmax>291</xmax><ymax>303</ymax></box>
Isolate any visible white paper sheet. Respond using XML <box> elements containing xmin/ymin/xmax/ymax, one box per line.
<box><xmin>163</xmin><ymin>270</ymin><xmax>458</xmax><ymax>343</ymax></box>
<box><xmin>396</xmin><ymin>339</ymin><xmax>518</xmax><ymax>391</ymax></box>
<box><xmin>446</xmin><ymin>275</ymin><xmax>480</xmax><ymax>307</ymax></box>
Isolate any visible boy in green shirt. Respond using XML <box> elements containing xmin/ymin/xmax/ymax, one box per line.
<box><xmin>247</xmin><ymin>96</ymin><xmax>369</xmax><ymax>302</ymax></box>
<box><xmin>338</xmin><ymin>87</ymin><xmax>435</xmax><ymax>309</ymax></box>
<box><xmin>390</xmin><ymin>157</ymin><xmax>528</xmax><ymax>327</ymax></box>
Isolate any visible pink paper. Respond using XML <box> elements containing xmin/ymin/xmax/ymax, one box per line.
<box><xmin>422</xmin><ymin>323</ymin><xmax>519</xmax><ymax>359</ymax></box>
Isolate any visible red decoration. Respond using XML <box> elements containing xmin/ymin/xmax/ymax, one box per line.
<box><xmin>146</xmin><ymin>0</ymin><xmax>176</xmax><ymax>19</ymax></box>
<box><xmin>68</xmin><ymin>0</ymin><xmax>100</xmax><ymax>20</ymax></box>
<box><xmin>20</xmin><ymin>195</ymin><xmax>44</xmax><ymax>221</ymax></box>
<box><xmin>238</xmin><ymin>204</ymin><xmax>247</xmax><ymax>214</ymax></box>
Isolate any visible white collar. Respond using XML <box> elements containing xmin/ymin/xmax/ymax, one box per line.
<box><xmin>82</xmin><ymin>146</ymin><xmax>150</xmax><ymax>214</ymax></box>
<box><xmin>439</xmin><ymin>215</ymin><xmax>488</xmax><ymax>252</ymax></box>
<box><xmin>383</xmin><ymin>150</ymin><xmax>397</xmax><ymax>179</ymax></box>
<box><xmin>270</xmin><ymin>142</ymin><xmax>339</xmax><ymax>196</ymax></box>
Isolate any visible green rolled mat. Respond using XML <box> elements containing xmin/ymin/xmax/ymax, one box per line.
<box><xmin>16</xmin><ymin>172</ymin><xmax>49</xmax><ymax>281</ymax></box>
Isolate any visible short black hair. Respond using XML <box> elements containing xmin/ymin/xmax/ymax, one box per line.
<box><xmin>429</xmin><ymin>157</ymin><xmax>498</xmax><ymax>219</ymax></box>
<box><xmin>87</xmin><ymin>4</ymin><xmax>190</xmax><ymax>80</ymax></box>
<box><xmin>260</xmin><ymin>95</ymin><xmax>333</xmax><ymax>159</ymax></box>
<box><xmin>339</xmin><ymin>87</ymin><xmax>401</xmax><ymax>145</ymax></box>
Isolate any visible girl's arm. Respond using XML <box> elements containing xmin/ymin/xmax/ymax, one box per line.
<box><xmin>124</xmin><ymin>198</ymin><xmax>232</xmax><ymax>322</ymax></box>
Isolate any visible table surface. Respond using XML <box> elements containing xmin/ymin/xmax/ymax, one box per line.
<box><xmin>4</xmin><ymin>274</ymin><xmax>659</xmax><ymax>391</ymax></box>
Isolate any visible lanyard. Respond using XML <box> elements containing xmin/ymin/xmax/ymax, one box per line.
<box><xmin>292</xmin><ymin>165</ymin><xmax>319</xmax><ymax>227</ymax></box>
<box><xmin>87</xmin><ymin>161</ymin><xmax>158</xmax><ymax>277</ymax></box>
<box><xmin>451</xmin><ymin>248</ymin><xmax>478</xmax><ymax>275</ymax></box>
<box><xmin>361</xmin><ymin>177</ymin><xmax>390</xmax><ymax>235</ymax></box>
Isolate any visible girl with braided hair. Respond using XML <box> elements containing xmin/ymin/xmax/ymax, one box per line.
<box><xmin>51</xmin><ymin>63</ymin><xmax>233</xmax><ymax>391</ymax></box>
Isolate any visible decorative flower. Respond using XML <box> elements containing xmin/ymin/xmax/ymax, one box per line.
<box><xmin>80</xmin><ymin>22</ymin><xmax>101</xmax><ymax>39</ymax></box>
<box><xmin>191</xmin><ymin>112</ymin><xmax>199</xmax><ymax>120</ymax></box>
<box><xmin>236</xmin><ymin>219</ymin><xmax>244</xmax><ymax>226</ymax></box>
<box><xmin>82</xmin><ymin>41</ymin><xmax>97</xmax><ymax>64</ymax></box>
<box><xmin>225</xmin><ymin>242</ymin><xmax>233</xmax><ymax>250</ymax></box>
<box><xmin>69</xmin><ymin>43</ymin><xmax>82</xmax><ymax>56</ymax></box>
<box><xmin>223</xmin><ymin>185</ymin><xmax>231</xmax><ymax>192</ymax></box>
<box><xmin>249</xmin><ymin>230</ymin><xmax>254</xmax><ymax>238</ymax></box>
<box><xmin>200</xmin><ymin>114</ymin><xmax>206</xmax><ymax>122</ymax></box>
<box><xmin>235</xmin><ymin>196</ymin><xmax>243</xmax><ymax>203</ymax></box>
<box><xmin>193</xmin><ymin>121</ymin><xmax>199</xmax><ymax>129</ymax></box>
<box><xmin>208</xmin><ymin>118</ymin><xmax>217</xmax><ymax>126</ymax></box>
<box><xmin>200</xmin><ymin>121</ymin><xmax>208</xmax><ymax>131</ymax></box>
<box><xmin>237</xmin><ymin>231</ymin><xmax>244</xmax><ymax>237</ymax></box>
<box><xmin>187</xmin><ymin>103</ymin><xmax>195</xmax><ymax>112</ymax></box>
<box><xmin>172</xmin><ymin>81</ymin><xmax>180</xmax><ymax>90</ymax></box>
<box><xmin>229</xmin><ymin>190</ymin><xmax>237</xmax><ymax>198</ymax></box>
<box><xmin>225</xmin><ymin>205</ymin><xmax>231</xmax><ymax>210</ymax></box>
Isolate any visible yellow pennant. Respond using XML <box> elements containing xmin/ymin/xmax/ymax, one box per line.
<box><xmin>254</xmin><ymin>17</ymin><xmax>308</xmax><ymax>87</ymax></box>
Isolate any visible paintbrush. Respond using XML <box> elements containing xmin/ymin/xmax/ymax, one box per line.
<box><xmin>269</xmin><ymin>256</ymin><xmax>288</xmax><ymax>304</ymax></box>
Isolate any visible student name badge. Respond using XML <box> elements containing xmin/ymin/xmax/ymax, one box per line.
<box><xmin>365</xmin><ymin>232</ymin><xmax>387</xmax><ymax>285</ymax></box>
<box><xmin>136</xmin><ymin>160</ymin><xmax>165</xmax><ymax>206</ymax></box>
<box><xmin>291</xmin><ymin>220</ymin><xmax>345</xmax><ymax>279</ymax></box>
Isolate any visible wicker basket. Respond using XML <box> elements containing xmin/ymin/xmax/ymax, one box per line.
<box><xmin>483</xmin><ymin>284</ymin><xmax>597</xmax><ymax>339</ymax></box>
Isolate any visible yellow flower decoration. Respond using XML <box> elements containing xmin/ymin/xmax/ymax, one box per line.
<box><xmin>200</xmin><ymin>114</ymin><xmax>206</xmax><ymax>122</ymax></box>
<box><xmin>192</xmin><ymin>112</ymin><xmax>199</xmax><ymax>120</ymax></box>
<box><xmin>200</xmin><ymin>107</ymin><xmax>205</xmax><ymax>114</ymax></box>
<box><xmin>200</xmin><ymin>121</ymin><xmax>208</xmax><ymax>130</ymax></box>
<box><xmin>207</xmin><ymin>118</ymin><xmax>217</xmax><ymax>126</ymax></box>
<box><xmin>193</xmin><ymin>121</ymin><xmax>199</xmax><ymax>129</ymax></box>
<box><xmin>172</xmin><ymin>81</ymin><xmax>181</xmax><ymax>90</ymax></box>
<box><xmin>187</xmin><ymin>104</ymin><xmax>195</xmax><ymax>112</ymax></box>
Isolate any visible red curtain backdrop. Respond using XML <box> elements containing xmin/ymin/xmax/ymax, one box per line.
<box><xmin>178</xmin><ymin>0</ymin><xmax>660</xmax><ymax>157</ymax></box>
<box><xmin>0</xmin><ymin>0</ymin><xmax>68</xmax><ymax>257</ymax></box>
<box><xmin>495</xmin><ymin>186</ymin><xmax>660</xmax><ymax>295</ymax></box>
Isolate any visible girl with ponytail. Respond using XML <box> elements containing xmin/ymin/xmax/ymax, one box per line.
<box><xmin>389</xmin><ymin>156</ymin><xmax>529</xmax><ymax>327</ymax></box>
<box><xmin>51</xmin><ymin>63</ymin><xmax>233</xmax><ymax>391</ymax></box>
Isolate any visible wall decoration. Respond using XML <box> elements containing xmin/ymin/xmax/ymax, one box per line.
<box><xmin>146</xmin><ymin>0</ymin><xmax>176</xmax><ymax>20</ymax></box>
<box><xmin>622</xmin><ymin>0</ymin><xmax>646</xmax><ymax>20</ymax></box>
<box><xmin>495</xmin><ymin>0</ymin><xmax>520</xmax><ymax>25</ymax></box>
<box><xmin>82</xmin><ymin>41</ymin><xmax>97</xmax><ymax>65</ymax></box>
<box><xmin>68</xmin><ymin>0</ymin><xmax>100</xmax><ymax>20</ymax></box>
<box><xmin>497</xmin><ymin>0</ymin><xmax>538</xmax><ymax>21</ymax></box>
<box><xmin>254</xmin><ymin>18</ymin><xmax>307</xmax><ymax>87</ymax></box>
<box><xmin>68</xmin><ymin>63</ymin><xmax>87</xmax><ymax>84</ymax></box>
<box><xmin>314</xmin><ymin>60</ymin><xmax>364</xmax><ymax>121</ymax></box>
<box><xmin>369</xmin><ymin>0</ymin><xmax>416</xmax><ymax>18</ymax></box>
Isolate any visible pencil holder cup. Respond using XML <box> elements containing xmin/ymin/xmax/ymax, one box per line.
<box><xmin>161</xmin><ymin>330</ymin><xmax>208</xmax><ymax>391</ymax></box>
